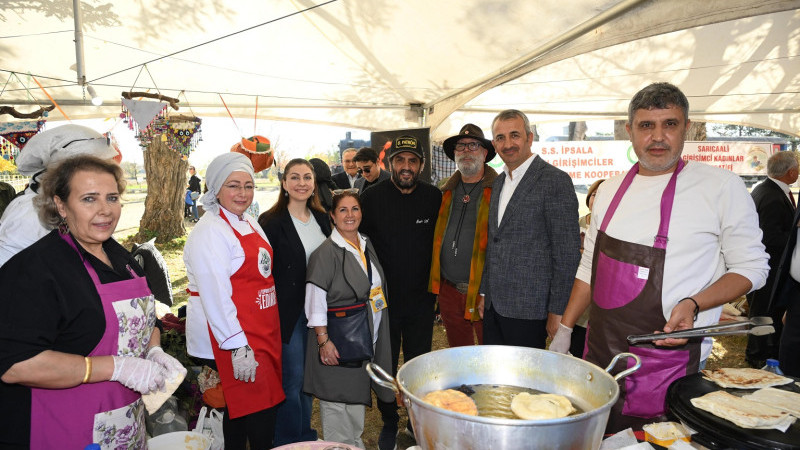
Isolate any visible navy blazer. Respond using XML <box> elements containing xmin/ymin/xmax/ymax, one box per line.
<box><xmin>259</xmin><ymin>208</ymin><xmax>332</xmax><ymax>343</ymax></box>
<box><xmin>332</xmin><ymin>171</ymin><xmax>356</xmax><ymax>190</ymax></box>
<box><xmin>769</xmin><ymin>205</ymin><xmax>800</xmax><ymax>310</ymax></box>
<box><xmin>751</xmin><ymin>178</ymin><xmax>795</xmax><ymax>269</ymax></box>
<box><xmin>481</xmin><ymin>156</ymin><xmax>581</xmax><ymax>320</ymax></box>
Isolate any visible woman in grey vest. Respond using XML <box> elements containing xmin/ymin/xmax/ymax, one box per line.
<box><xmin>303</xmin><ymin>190</ymin><xmax>393</xmax><ymax>447</ymax></box>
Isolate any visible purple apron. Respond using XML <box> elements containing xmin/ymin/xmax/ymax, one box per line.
<box><xmin>585</xmin><ymin>159</ymin><xmax>700</xmax><ymax>433</ymax></box>
<box><xmin>29</xmin><ymin>233</ymin><xmax>155</xmax><ymax>449</ymax></box>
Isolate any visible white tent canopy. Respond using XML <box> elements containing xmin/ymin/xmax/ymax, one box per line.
<box><xmin>1</xmin><ymin>0</ymin><xmax>798</xmax><ymax>140</ymax></box>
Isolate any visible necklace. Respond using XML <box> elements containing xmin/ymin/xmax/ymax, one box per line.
<box><xmin>451</xmin><ymin>178</ymin><xmax>483</xmax><ymax>256</ymax></box>
<box><xmin>460</xmin><ymin>179</ymin><xmax>481</xmax><ymax>203</ymax></box>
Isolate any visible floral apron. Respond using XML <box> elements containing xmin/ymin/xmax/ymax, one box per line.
<box><xmin>585</xmin><ymin>159</ymin><xmax>700</xmax><ymax>433</ymax></box>
<box><xmin>29</xmin><ymin>232</ymin><xmax>155</xmax><ymax>449</ymax></box>
<box><xmin>210</xmin><ymin>211</ymin><xmax>283</xmax><ymax>419</ymax></box>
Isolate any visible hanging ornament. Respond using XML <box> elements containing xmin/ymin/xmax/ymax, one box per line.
<box><xmin>0</xmin><ymin>119</ymin><xmax>46</xmax><ymax>161</ymax></box>
<box><xmin>166</xmin><ymin>120</ymin><xmax>201</xmax><ymax>158</ymax></box>
<box><xmin>121</xmin><ymin>98</ymin><xmax>167</xmax><ymax>139</ymax></box>
<box><xmin>231</xmin><ymin>135</ymin><xmax>274</xmax><ymax>172</ymax></box>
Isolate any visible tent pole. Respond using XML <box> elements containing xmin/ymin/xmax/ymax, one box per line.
<box><xmin>73</xmin><ymin>0</ymin><xmax>87</xmax><ymax>87</ymax></box>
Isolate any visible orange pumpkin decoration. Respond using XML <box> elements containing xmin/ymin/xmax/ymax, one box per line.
<box><xmin>230</xmin><ymin>135</ymin><xmax>274</xmax><ymax>172</ymax></box>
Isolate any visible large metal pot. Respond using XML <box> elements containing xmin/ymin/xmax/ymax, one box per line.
<box><xmin>367</xmin><ymin>346</ymin><xmax>640</xmax><ymax>450</ymax></box>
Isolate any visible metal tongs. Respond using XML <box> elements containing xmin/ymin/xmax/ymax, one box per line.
<box><xmin>627</xmin><ymin>316</ymin><xmax>774</xmax><ymax>344</ymax></box>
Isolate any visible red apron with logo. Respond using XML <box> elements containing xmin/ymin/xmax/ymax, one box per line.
<box><xmin>585</xmin><ymin>160</ymin><xmax>700</xmax><ymax>433</ymax></box>
<box><xmin>210</xmin><ymin>211</ymin><xmax>283</xmax><ymax>419</ymax></box>
<box><xmin>29</xmin><ymin>232</ymin><xmax>155</xmax><ymax>449</ymax></box>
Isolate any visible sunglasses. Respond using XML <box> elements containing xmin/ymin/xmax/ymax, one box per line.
<box><xmin>332</xmin><ymin>188</ymin><xmax>359</xmax><ymax>195</ymax></box>
<box><xmin>61</xmin><ymin>135</ymin><xmax>111</xmax><ymax>149</ymax></box>
<box><xmin>357</xmin><ymin>166</ymin><xmax>373</xmax><ymax>175</ymax></box>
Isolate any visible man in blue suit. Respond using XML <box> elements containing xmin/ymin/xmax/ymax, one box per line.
<box><xmin>479</xmin><ymin>109</ymin><xmax>581</xmax><ymax>348</ymax></box>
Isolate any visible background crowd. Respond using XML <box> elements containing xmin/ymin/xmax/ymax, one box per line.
<box><xmin>0</xmin><ymin>82</ymin><xmax>798</xmax><ymax>450</ymax></box>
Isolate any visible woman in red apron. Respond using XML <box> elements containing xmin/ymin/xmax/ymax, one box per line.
<box><xmin>0</xmin><ymin>155</ymin><xmax>183</xmax><ymax>449</ymax></box>
<box><xmin>184</xmin><ymin>153</ymin><xmax>283</xmax><ymax>450</ymax></box>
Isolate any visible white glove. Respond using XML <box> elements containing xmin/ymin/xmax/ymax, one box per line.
<box><xmin>549</xmin><ymin>323</ymin><xmax>573</xmax><ymax>354</ymax></box>
<box><xmin>232</xmin><ymin>345</ymin><xmax>258</xmax><ymax>382</ymax></box>
<box><xmin>111</xmin><ymin>356</ymin><xmax>166</xmax><ymax>394</ymax></box>
<box><xmin>146</xmin><ymin>346</ymin><xmax>187</xmax><ymax>379</ymax></box>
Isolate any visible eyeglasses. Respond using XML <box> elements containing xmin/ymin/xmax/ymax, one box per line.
<box><xmin>357</xmin><ymin>166</ymin><xmax>373</xmax><ymax>175</ymax></box>
<box><xmin>454</xmin><ymin>142</ymin><xmax>482</xmax><ymax>153</ymax></box>
<box><xmin>222</xmin><ymin>184</ymin><xmax>255</xmax><ymax>192</ymax></box>
<box><xmin>332</xmin><ymin>187</ymin><xmax>359</xmax><ymax>195</ymax></box>
<box><xmin>61</xmin><ymin>136</ymin><xmax>111</xmax><ymax>149</ymax></box>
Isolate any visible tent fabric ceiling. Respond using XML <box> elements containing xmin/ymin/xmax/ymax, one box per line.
<box><xmin>1</xmin><ymin>0</ymin><xmax>798</xmax><ymax>140</ymax></box>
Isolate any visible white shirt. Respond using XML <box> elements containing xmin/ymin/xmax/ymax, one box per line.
<box><xmin>498</xmin><ymin>153</ymin><xmax>537</xmax><ymax>226</ymax></box>
<box><xmin>0</xmin><ymin>188</ymin><xmax>48</xmax><ymax>268</ymax></box>
<box><xmin>305</xmin><ymin>228</ymin><xmax>383</xmax><ymax>342</ymax></box>
<box><xmin>291</xmin><ymin>212</ymin><xmax>326</xmax><ymax>263</ymax></box>
<box><xmin>183</xmin><ymin>206</ymin><xmax>271</xmax><ymax>358</ymax></box>
<box><xmin>578</xmin><ymin>162</ymin><xmax>769</xmax><ymax>360</ymax></box>
<box><xmin>347</xmin><ymin>173</ymin><xmax>359</xmax><ymax>188</ymax></box>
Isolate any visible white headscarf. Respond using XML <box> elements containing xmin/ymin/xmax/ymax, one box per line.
<box><xmin>200</xmin><ymin>152</ymin><xmax>255</xmax><ymax>215</ymax></box>
<box><xmin>16</xmin><ymin>124</ymin><xmax>118</xmax><ymax>176</ymax></box>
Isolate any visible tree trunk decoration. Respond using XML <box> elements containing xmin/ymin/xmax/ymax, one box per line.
<box><xmin>568</xmin><ymin>121</ymin><xmax>587</xmax><ymax>141</ymax></box>
<box><xmin>137</xmin><ymin>135</ymin><xmax>187</xmax><ymax>242</ymax></box>
<box><xmin>613</xmin><ymin>120</ymin><xmax>628</xmax><ymax>140</ymax></box>
<box><xmin>687</xmin><ymin>121</ymin><xmax>707</xmax><ymax>141</ymax></box>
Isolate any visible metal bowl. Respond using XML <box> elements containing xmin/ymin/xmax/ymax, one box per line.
<box><xmin>368</xmin><ymin>346</ymin><xmax>639</xmax><ymax>450</ymax></box>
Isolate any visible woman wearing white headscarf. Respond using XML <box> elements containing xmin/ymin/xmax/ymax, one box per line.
<box><xmin>184</xmin><ymin>153</ymin><xmax>283</xmax><ymax>450</ymax></box>
<box><xmin>0</xmin><ymin>124</ymin><xmax>118</xmax><ymax>267</ymax></box>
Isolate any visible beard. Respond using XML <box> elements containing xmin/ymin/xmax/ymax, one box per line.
<box><xmin>638</xmin><ymin>144</ymin><xmax>682</xmax><ymax>174</ymax></box>
<box><xmin>391</xmin><ymin>168</ymin><xmax>420</xmax><ymax>189</ymax></box>
<box><xmin>456</xmin><ymin>154</ymin><xmax>482</xmax><ymax>177</ymax></box>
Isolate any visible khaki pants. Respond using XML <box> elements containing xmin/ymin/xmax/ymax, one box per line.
<box><xmin>319</xmin><ymin>400</ymin><xmax>365</xmax><ymax>449</ymax></box>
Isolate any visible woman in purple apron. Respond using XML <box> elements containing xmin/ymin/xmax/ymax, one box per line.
<box><xmin>0</xmin><ymin>155</ymin><xmax>184</xmax><ymax>449</ymax></box>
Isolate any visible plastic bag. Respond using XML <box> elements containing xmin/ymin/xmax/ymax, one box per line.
<box><xmin>194</xmin><ymin>406</ymin><xmax>224</xmax><ymax>450</ymax></box>
<box><xmin>146</xmin><ymin>396</ymin><xmax>188</xmax><ymax>437</ymax></box>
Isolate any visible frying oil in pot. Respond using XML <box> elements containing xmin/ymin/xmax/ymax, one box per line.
<box><xmin>453</xmin><ymin>384</ymin><xmax>583</xmax><ymax>419</ymax></box>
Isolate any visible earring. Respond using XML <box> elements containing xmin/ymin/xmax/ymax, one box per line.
<box><xmin>284</xmin><ymin>191</ymin><xmax>288</xmax><ymax>197</ymax></box>
<box><xmin>58</xmin><ymin>216</ymin><xmax>69</xmax><ymax>235</ymax></box>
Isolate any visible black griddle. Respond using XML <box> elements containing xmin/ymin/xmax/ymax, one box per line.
<box><xmin>666</xmin><ymin>373</ymin><xmax>800</xmax><ymax>449</ymax></box>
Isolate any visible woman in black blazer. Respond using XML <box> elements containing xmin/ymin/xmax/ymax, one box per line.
<box><xmin>259</xmin><ymin>158</ymin><xmax>332</xmax><ymax>446</ymax></box>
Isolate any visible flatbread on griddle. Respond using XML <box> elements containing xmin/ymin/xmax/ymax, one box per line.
<box><xmin>745</xmin><ymin>387</ymin><xmax>800</xmax><ymax>417</ymax></box>
<box><xmin>700</xmin><ymin>367</ymin><xmax>793</xmax><ymax>389</ymax></box>
<box><xmin>510</xmin><ymin>392</ymin><xmax>575</xmax><ymax>420</ymax></box>
<box><xmin>690</xmin><ymin>391</ymin><xmax>796</xmax><ymax>430</ymax></box>
<box><xmin>422</xmin><ymin>389</ymin><xmax>478</xmax><ymax>416</ymax></box>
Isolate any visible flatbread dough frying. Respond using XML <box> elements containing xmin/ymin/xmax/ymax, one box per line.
<box><xmin>745</xmin><ymin>387</ymin><xmax>800</xmax><ymax>417</ymax></box>
<box><xmin>510</xmin><ymin>392</ymin><xmax>575</xmax><ymax>420</ymax></box>
<box><xmin>700</xmin><ymin>368</ymin><xmax>792</xmax><ymax>389</ymax></box>
<box><xmin>422</xmin><ymin>389</ymin><xmax>478</xmax><ymax>416</ymax></box>
<box><xmin>690</xmin><ymin>391</ymin><xmax>796</xmax><ymax>430</ymax></box>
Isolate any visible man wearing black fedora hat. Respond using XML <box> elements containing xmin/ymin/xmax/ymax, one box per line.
<box><xmin>428</xmin><ymin>124</ymin><xmax>498</xmax><ymax>348</ymax></box>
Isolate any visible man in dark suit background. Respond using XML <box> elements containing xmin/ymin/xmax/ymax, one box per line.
<box><xmin>767</xmin><ymin>194</ymin><xmax>800</xmax><ymax>377</ymax></box>
<box><xmin>479</xmin><ymin>109</ymin><xmax>581</xmax><ymax>348</ymax></box>
<box><xmin>332</xmin><ymin>147</ymin><xmax>360</xmax><ymax>189</ymax></box>
<box><xmin>746</xmin><ymin>150</ymin><xmax>798</xmax><ymax>367</ymax></box>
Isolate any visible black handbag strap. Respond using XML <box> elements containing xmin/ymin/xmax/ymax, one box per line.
<box><xmin>341</xmin><ymin>245</ymin><xmax>372</xmax><ymax>301</ymax></box>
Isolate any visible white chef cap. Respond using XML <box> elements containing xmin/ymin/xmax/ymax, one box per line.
<box><xmin>16</xmin><ymin>124</ymin><xmax>118</xmax><ymax>176</ymax></box>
